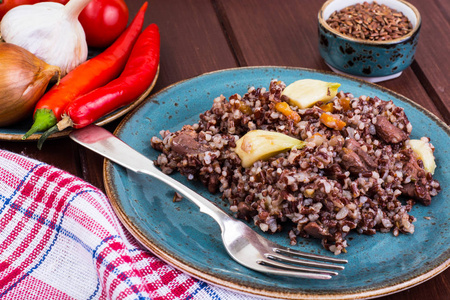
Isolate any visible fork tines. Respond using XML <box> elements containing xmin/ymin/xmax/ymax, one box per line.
<box><xmin>257</xmin><ymin>247</ymin><xmax>348</xmax><ymax>279</ymax></box>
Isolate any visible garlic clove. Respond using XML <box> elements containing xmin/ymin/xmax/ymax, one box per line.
<box><xmin>281</xmin><ymin>79</ymin><xmax>341</xmax><ymax>109</ymax></box>
<box><xmin>1</xmin><ymin>0</ymin><xmax>91</xmax><ymax>76</ymax></box>
<box><xmin>0</xmin><ymin>43</ymin><xmax>61</xmax><ymax>127</ymax></box>
<box><xmin>234</xmin><ymin>130</ymin><xmax>306</xmax><ymax>168</ymax></box>
<box><xmin>407</xmin><ymin>138</ymin><xmax>437</xmax><ymax>175</ymax></box>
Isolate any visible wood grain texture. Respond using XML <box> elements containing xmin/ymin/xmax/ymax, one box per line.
<box><xmin>407</xmin><ymin>0</ymin><xmax>450</xmax><ymax>123</ymax></box>
<box><xmin>214</xmin><ymin>1</ymin><xmax>450</xmax><ymax>299</ymax></box>
<box><xmin>0</xmin><ymin>139</ymin><xmax>80</xmax><ymax>177</ymax></box>
<box><xmin>143</xmin><ymin>0</ymin><xmax>237</xmax><ymax>90</ymax></box>
<box><xmin>0</xmin><ymin>0</ymin><xmax>448</xmax><ymax>298</ymax></box>
<box><xmin>216</xmin><ymin>0</ymin><xmax>447</xmax><ymax>122</ymax></box>
<box><xmin>215</xmin><ymin>0</ymin><xmax>326</xmax><ymax>68</ymax></box>
<box><xmin>75</xmin><ymin>0</ymin><xmax>240</xmax><ymax>190</ymax></box>
<box><xmin>378</xmin><ymin>67</ymin><xmax>445</xmax><ymax>121</ymax></box>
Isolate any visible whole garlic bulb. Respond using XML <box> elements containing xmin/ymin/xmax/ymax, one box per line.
<box><xmin>1</xmin><ymin>0</ymin><xmax>92</xmax><ymax>76</ymax></box>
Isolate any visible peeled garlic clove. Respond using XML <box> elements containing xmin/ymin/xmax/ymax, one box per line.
<box><xmin>1</xmin><ymin>0</ymin><xmax>91</xmax><ymax>76</ymax></box>
<box><xmin>235</xmin><ymin>130</ymin><xmax>305</xmax><ymax>168</ymax></box>
<box><xmin>0</xmin><ymin>43</ymin><xmax>61</xmax><ymax>127</ymax></box>
<box><xmin>281</xmin><ymin>79</ymin><xmax>341</xmax><ymax>109</ymax></box>
<box><xmin>407</xmin><ymin>138</ymin><xmax>437</xmax><ymax>174</ymax></box>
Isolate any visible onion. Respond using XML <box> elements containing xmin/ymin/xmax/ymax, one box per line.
<box><xmin>0</xmin><ymin>43</ymin><xmax>61</xmax><ymax>127</ymax></box>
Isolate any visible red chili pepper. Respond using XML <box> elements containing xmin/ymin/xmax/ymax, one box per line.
<box><xmin>37</xmin><ymin>23</ymin><xmax>160</xmax><ymax>149</ymax></box>
<box><xmin>23</xmin><ymin>2</ymin><xmax>148</xmax><ymax>140</ymax></box>
<box><xmin>67</xmin><ymin>24</ymin><xmax>160</xmax><ymax>128</ymax></box>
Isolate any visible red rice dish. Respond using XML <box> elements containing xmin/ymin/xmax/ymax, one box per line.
<box><xmin>151</xmin><ymin>80</ymin><xmax>441</xmax><ymax>254</ymax></box>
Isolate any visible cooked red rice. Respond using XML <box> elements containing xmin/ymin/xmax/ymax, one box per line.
<box><xmin>151</xmin><ymin>80</ymin><xmax>441</xmax><ymax>254</ymax></box>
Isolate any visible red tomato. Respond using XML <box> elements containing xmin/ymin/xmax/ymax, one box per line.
<box><xmin>78</xmin><ymin>0</ymin><xmax>129</xmax><ymax>48</ymax></box>
<box><xmin>7</xmin><ymin>0</ymin><xmax>129</xmax><ymax>48</ymax></box>
<box><xmin>43</xmin><ymin>0</ymin><xmax>68</xmax><ymax>3</ymax></box>
<box><xmin>0</xmin><ymin>0</ymin><xmax>40</xmax><ymax>20</ymax></box>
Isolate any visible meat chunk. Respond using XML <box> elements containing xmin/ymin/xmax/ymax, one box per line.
<box><xmin>324</xmin><ymin>163</ymin><xmax>345</xmax><ymax>180</ymax></box>
<box><xmin>402</xmin><ymin>153</ymin><xmax>425</xmax><ymax>180</ymax></box>
<box><xmin>345</xmin><ymin>139</ymin><xmax>377</xmax><ymax>170</ymax></box>
<box><xmin>399</xmin><ymin>149</ymin><xmax>434</xmax><ymax>205</ymax></box>
<box><xmin>339</xmin><ymin>139</ymin><xmax>377</xmax><ymax>174</ymax></box>
<box><xmin>374</xmin><ymin>116</ymin><xmax>407</xmax><ymax>144</ymax></box>
<box><xmin>236</xmin><ymin>201</ymin><xmax>255</xmax><ymax>221</ymax></box>
<box><xmin>401</xmin><ymin>180</ymin><xmax>432</xmax><ymax>206</ymax></box>
<box><xmin>304</xmin><ymin>222</ymin><xmax>334</xmax><ymax>241</ymax></box>
<box><xmin>340</xmin><ymin>148</ymin><xmax>368</xmax><ymax>174</ymax></box>
<box><xmin>207</xmin><ymin>173</ymin><xmax>220</xmax><ymax>193</ymax></box>
<box><xmin>170</xmin><ymin>129</ymin><xmax>209</xmax><ymax>155</ymax></box>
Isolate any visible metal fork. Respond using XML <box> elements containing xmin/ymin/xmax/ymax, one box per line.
<box><xmin>70</xmin><ymin>124</ymin><xmax>347</xmax><ymax>279</ymax></box>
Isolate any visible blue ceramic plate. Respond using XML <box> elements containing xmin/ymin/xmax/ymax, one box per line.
<box><xmin>0</xmin><ymin>67</ymin><xmax>158</xmax><ymax>141</ymax></box>
<box><xmin>104</xmin><ymin>67</ymin><xmax>450</xmax><ymax>299</ymax></box>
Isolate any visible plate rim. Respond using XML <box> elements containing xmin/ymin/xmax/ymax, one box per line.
<box><xmin>0</xmin><ymin>66</ymin><xmax>159</xmax><ymax>141</ymax></box>
<box><xmin>104</xmin><ymin>66</ymin><xmax>450</xmax><ymax>299</ymax></box>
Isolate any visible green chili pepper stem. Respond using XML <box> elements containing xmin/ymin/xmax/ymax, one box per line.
<box><xmin>37</xmin><ymin>125</ymin><xmax>59</xmax><ymax>150</ymax></box>
<box><xmin>36</xmin><ymin>117</ymin><xmax>73</xmax><ymax>150</ymax></box>
<box><xmin>22</xmin><ymin>109</ymin><xmax>58</xmax><ymax>140</ymax></box>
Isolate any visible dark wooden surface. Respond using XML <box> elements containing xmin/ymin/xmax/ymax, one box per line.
<box><xmin>1</xmin><ymin>0</ymin><xmax>449</xmax><ymax>299</ymax></box>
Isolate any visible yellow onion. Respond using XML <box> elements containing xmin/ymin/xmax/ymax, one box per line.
<box><xmin>0</xmin><ymin>43</ymin><xmax>61</xmax><ymax>127</ymax></box>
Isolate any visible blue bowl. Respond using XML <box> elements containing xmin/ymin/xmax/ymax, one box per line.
<box><xmin>318</xmin><ymin>0</ymin><xmax>421</xmax><ymax>81</ymax></box>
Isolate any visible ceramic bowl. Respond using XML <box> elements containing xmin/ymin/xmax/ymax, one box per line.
<box><xmin>318</xmin><ymin>0</ymin><xmax>421</xmax><ymax>82</ymax></box>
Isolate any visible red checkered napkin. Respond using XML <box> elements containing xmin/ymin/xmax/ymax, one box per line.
<box><xmin>0</xmin><ymin>149</ymin><xmax>260</xmax><ymax>300</ymax></box>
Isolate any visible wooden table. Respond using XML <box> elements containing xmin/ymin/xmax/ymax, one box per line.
<box><xmin>1</xmin><ymin>0</ymin><xmax>449</xmax><ymax>299</ymax></box>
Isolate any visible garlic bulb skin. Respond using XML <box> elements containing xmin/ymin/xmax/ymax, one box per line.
<box><xmin>1</xmin><ymin>0</ymin><xmax>90</xmax><ymax>76</ymax></box>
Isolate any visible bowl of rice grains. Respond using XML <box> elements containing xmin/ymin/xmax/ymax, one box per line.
<box><xmin>151</xmin><ymin>78</ymin><xmax>441</xmax><ymax>255</ymax></box>
<box><xmin>318</xmin><ymin>0</ymin><xmax>421</xmax><ymax>82</ymax></box>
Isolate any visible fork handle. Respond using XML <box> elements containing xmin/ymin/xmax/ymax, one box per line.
<box><xmin>70</xmin><ymin>125</ymin><xmax>232</xmax><ymax>229</ymax></box>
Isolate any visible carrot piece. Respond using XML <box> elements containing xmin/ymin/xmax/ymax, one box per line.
<box><xmin>319</xmin><ymin>113</ymin><xmax>346</xmax><ymax>130</ymax></box>
<box><xmin>339</xmin><ymin>97</ymin><xmax>351</xmax><ymax>111</ymax></box>
<box><xmin>319</xmin><ymin>102</ymin><xmax>334</xmax><ymax>112</ymax></box>
<box><xmin>275</xmin><ymin>102</ymin><xmax>301</xmax><ymax>123</ymax></box>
